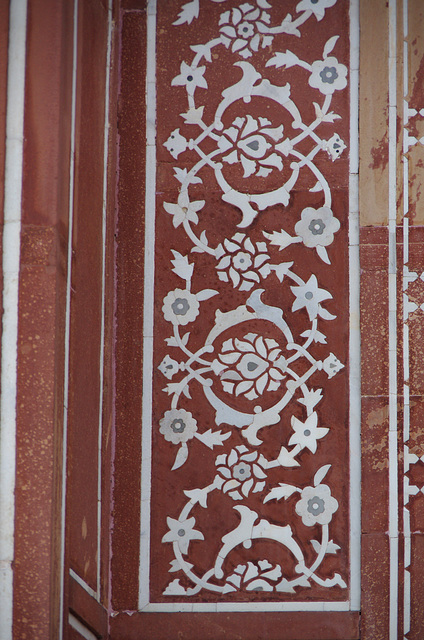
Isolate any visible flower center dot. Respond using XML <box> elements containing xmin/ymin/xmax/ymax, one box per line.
<box><xmin>178</xmin><ymin>529</ymin><xmax>185</xmax><ymax>537</ymax></box>
<box><xmin>305</xmin><ymin>292</ymin><xmax>313</xmax><ymax>300</ymax></box>
<box><xmin>187</xmin><ymin>75</ymin><xmax>193</xmax><ymax>81</ymax></box>
<box><xmin>304</xmin><ymin>429</ymin><xmax>311</xmax><ymax>436</ymax></box>
<box><xmin>247</xmin><ymin>361</ymin><xmax>258</xmax><ymax>371</ymax></box>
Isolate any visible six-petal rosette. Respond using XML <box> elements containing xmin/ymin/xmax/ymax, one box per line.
<box><xmin>215</xmin><ymin>445</ymin><xmax>268</xmax><ymax>500</ymax></box>
<box><xmin>213</xmin><ymin>333</ymin><xmax>287</xmax><ymax>400</ymax></box>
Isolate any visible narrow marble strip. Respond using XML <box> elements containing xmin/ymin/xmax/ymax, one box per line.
<box><xmin>402</xmin><ymin>2</ymin><xmax>410</xmax><ymax>637</ymax></box>
<box><xmin>59</xmin><ymin>1</ymin><xmax>79</xmax><ymax>636</ymax></box>
<box><xmin>388</xmin><ymin>1</ymin><xmax>398</xmax><ymax>637</ymax></box>
<box><xmin>349</xmin><ymin>0</ymin><xmax>361</xmax><ymax>613</ymax></box>
<box><xmin>69</xmin><ymin>568</ymin><xmax>98</xmax><ymax>601</ymax></box>
<box><xmin>68</xmin><ymin>614</ymin><xmax>98</xmax><ymax>640</ymax></box>
<box><xmin>0</xmin><ymin>2</ymin><xmax>28</xmax><ymax>638</ymax></box>
<box><xmin>96</xmin><ymin>0</ymin><xmax>114</xmax><ymax>600</ymax></box>
<box><xmin>139</xmin><ymin>0</ymin><xmax>157</xmax><ymax>611</ymax></box>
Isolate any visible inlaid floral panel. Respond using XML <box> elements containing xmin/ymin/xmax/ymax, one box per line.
<box><xmin>143</xmin><ymin>0</ymin><xmax>355</xmax><ymax>609</ymax></box>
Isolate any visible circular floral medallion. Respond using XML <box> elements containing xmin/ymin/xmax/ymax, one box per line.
<box><xmin>213</xmin><ymin>332</ymin><xmax>287</xmax><ymax>400</ymax></box>
<box><xmin>215</xmin><ymin>232</ymin><xmax>270</xmax><ymax>291</ymax></box>
<box><xmin>219</xmin><ymin>4</ymin><xmax>273</xmax><ymax>59</ymax></box>
<box><xmin>309</xmin><ymin>56</ymin><xmax>348</xmax><ymax>95</ymax></box>
<box><xmin>159</xmin><ymin>408</ymin><xmax>198</xmax><ymax>444</ymax></box>
<box><xmin>295</xmin><ymin>483</ymin><xmax>338</xmax><ymax>526</ymax></box>
<box><xmin>162</xmin><ymin>288</ymin><xmax>200</xmax><ymax>326</ymax></box>
<box><xmin>295</xmin><ymin>206</ymin><xmax>340</xmax><ymax>248</ymax></box>
<box><xmin>215</xmin><ymin>445</ymin><xmax>267</xmax><ymax>500</ymax></box>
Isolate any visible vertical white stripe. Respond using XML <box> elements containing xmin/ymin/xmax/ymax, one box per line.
<box><xmin>139</xmin><ymin>0</ymin><xmax>157</xmax><ymax>610</ymax></box>
<box><xmin>388</xmin><ymin>0</ymin><xmax>398</xmax><ymax>637</ymax></box>
<box><xmin>0</xmin><ymin>2</ymin><xmax>28</xmax><ymax>637</ymax></box>
<box><xmin>402</xmin><ymin>1</ymin><xmax>410</xmax><ymax>637</ymax></box>
<box><xmin>349</xmin><ymin>0</ymin><xmax>361</xmax><ymax>613</ymax></box>
<box><xmin>96</xmin><ymin>0</ymin><xmax>114</xmax><ymax>600</ymax></box>
<box><xmin>59</xmin><ymin>0</ymin><xmax>79</xmax><ymax>636</ymax></box>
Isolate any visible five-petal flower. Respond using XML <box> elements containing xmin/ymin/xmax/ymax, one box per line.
<box><xmin>288</xmin><ymin>412</ymin><xmax>329</xmax><ymax>453</ymax></box>
<box><xmin>295</xmin><ymin>484</ymin><xmax>338</xmax><ymax>527</ymax></box>
<box><xmin>291</xmin><ymin>275</ymin><xmax>335</xmax><ymax>321</ymax></box>
<box><xmin>162</xmin><ymin>516</ymin><xmax>204</xmax><ymax>555</ymax></box>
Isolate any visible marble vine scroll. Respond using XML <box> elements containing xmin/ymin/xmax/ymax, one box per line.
<box><xmin>145</xmin><ymin>0</ymin><xmax>353</xmax><ymax>608</ymax></box>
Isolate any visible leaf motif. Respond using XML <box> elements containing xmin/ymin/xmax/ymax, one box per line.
<box><xmin>264</xmin><ymin>230</ymin><xmax>295</xmax><ymax>250</ymax></box>
<box><xmin>266</xmin><ymin>50</ymin><xmax>300</xmax><ymax>69</ymax></box>
<box><xmin>309</xmin><ymin>180</ymin><xmax>323</xmax><ymax>193</ymax></box>
<box><xmin>163</xmin><ymin>382</ymin><xmax>182</xmax><ymax>396</ymax></box>
<box><xmin>314</xmin><ymin>464</ymin><xmax>331</xmax><ymax>487</ymax></box>
<box><xmin>323</xmin><ymin>35</ymin><xmax>339</xmax><ymax>59</ymax></box>
<box><xmin>181</xmin><ymin>332</ymin><xmax>190</xmax><ymax>346</ymax></box>
<box><xmin>190</xmin><ymin>44</ymin><xmax>212</xmax><ymax>63</ymax></box>
<box><xmin>169</xmin><ymin>558</ymin><xmax>193</xmax><ymax>573</ymax></box>
<box><xmin>181</xmin><ymin>106</ymin><xmax>205</xmax><ymax>125</ymax></box>
<box><xmin>182</xmin><ymin>384</ymin><xmax>192</xmax><ymax>399</ymax></box>
<box><xmin>264</xmin><ymin>483</ymin><xmax>299</xmax><ymax>503</ymax></box>
<box><xmin>171</xmin><ymin>251</ymin><xmax>194</xmax><ymax>282</ymax></box>
<box><xmin>322</xmin><ymin>111</ymin><xmax>341</xmax><ymax>122</ymax></box>
<box><xmin>277</xmin><ymin>446</ymin><xmax>300</xmax><ymax>468</ymax></box>
<box><xmin>163</xmin><ymin>578</ymin><xmax>187</xmax><ymax>595</ymax></box>
<box><xmin>171</xmin><ymin>443</ymin><xmax>189</xmax><ymax>470</ymax></box>
<box><xmin>195</xmin><ymin>429</ymin><xmax>231</xmax><ymax>449</ymax></box>
<box><xmin>196</xmin><ymin>289</ymin><xmax>218</xmax><ymax>301</ymax></box>
<box><xmin>184</xmin><ymin>487</ymin><xmax>209</xmax><ymax>508</ymax></box>
<box><xmin>300</xmin><ymin>329</ymin><xmax>327</xmax><ymax>344</ymax></box>
<box><xmin>173</xmin><ymin>0</ymin><xmax>199</xmax><ymax>26</ymax></box>
<box><xmin>271</xmin><ymin>262</ymin><xmax>295</xmax><ymax>283</ymax></box>
<box><xmin>311</xmin><ymin>539</ymin><xmax>321</xmax><ymax>554</ymax></box>
<box><xmin>313</xmin><ymin>102</ymin><xmax>324</xmax><ymax>120</ymax></box>
<box><xmin>316</xmin><ymin>245</ymin><xmax>330</xmax><ymax>265</ymax></box>
<box><xmin>327</xmin><ymin>539</ymin><xmax>341</xmax><ymax>554</ymax></box>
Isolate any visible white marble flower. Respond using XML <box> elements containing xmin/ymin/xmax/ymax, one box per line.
<box><xmin>213</xmin><ymin>333</ymin><xmax>287</xmax><ymax>400</ymax></box>
<box><xmin>217</xmin><ymin>115</ymin><xmax>285</xmax><ymax>178</ymax></box>
<box><xmin>215</xmin><ymin>445</ymin><xmax>267</xmax><ymax>500</ymax></box>
<box><xmin>162</xmin><ymin>289</ymin><xmax>200</xmax><ymax>326</ymax></box>
<box><xmin>295</xmin><ymin>206</ymin><xmax>340</xmax><ymax>248</ymax></box>
<box><xmin>159</xmin><ymin>408</ymin><xmax>198</xmax><ymax>444</ymax></box>
<box><xmin>163</xmin><ymin>128</ymin><xmax>188</xmax><ymax>160</ymax></box>
<box><xmin>215</xmin><ymin>232</ymin><xmax>270</xmax><ymax>291</ymax></box>
<box><xmin>162</xmin><ymin>516</ymin><xmax>204</xmax><ymax>555</ymax></box>
<box><xmin>323</xmin><ymin>352</ymin><xmax>344</xmax><ymax>378</ymax></box>
<box><xmin>171</xmin><ymin>61</ymin><xmax>208</xmax><ymax>96</ymax></box>
<box><xmin>164</xmin><ymin>192</ymin><xmax>205</xmax><ymax>228</ymax></box>
<box><xmin>158</xmin><ymin>354</ymin><xmax>180</xmax><ymax>380</ymax></box>
<box><xmin>291</xmin><ymin>275</ymin><xmax>334</xmax><ymax>321</ymax></box>
<box><xmin>324</xmin><ymin>133</ymin><xmax>347</xmax><ymax>161</ymax></box>
<box><xmin>309</xmin><ymin>56</ymin><xmax>348</xmax><ymax>95</ymax></box>
<box><xmin>219</xmin><ymin>3</ymin><xmax>273</xmax><ymax>59</ymax></box>
<box><xmin>295</xmin><ymin>484</ymin><xmax>338</xmax><ymax>527</ymax></box>
<box><xmin>288</xmin><ymin>412</ymin><xmax>329</xmax><ymax>453</ymax></box>
<box><xmin>296</xmin><ymin>0</ymin><xmax>337</xmax><ymax>21</ymax></box>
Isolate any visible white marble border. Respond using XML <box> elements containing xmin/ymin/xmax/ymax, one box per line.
<box><xmin>0</xmin><ymin>1</ymin><xmax>28</xmax><ymax>638</ymax></box>
<box><xmin>349</xmin><ymin>0</ymin><xmax>361</xmax><ymax>613</ymax></box>
<box><xmin>388</xmin><ymin>0</ymin><xmax>399</xmax><ymax>637</ymax></box>
<box><xmin>139</xmin><ymin>0</ymin><xmax>361</xmax><ymax>612</ymax></box>
<box><xmin>59</xmin><ymin>0</ymin><xmax>79</xmax><ymax>635</ymax></box>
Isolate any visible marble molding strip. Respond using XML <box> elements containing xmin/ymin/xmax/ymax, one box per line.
<box><xmin>0</xmin><ymin>2</ymin><xmax>28</xmax><ymax>639</ymax></box>
<box><xmin>388</xmin><ymin>0</ymin><xmax>399</xmax><ymax>638</ymax></box>
<box><xmin>59</xmin><ymin>0</ymin><xmax>79</xmax><ymax>635</ymax></box>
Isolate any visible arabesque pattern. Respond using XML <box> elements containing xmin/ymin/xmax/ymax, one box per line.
<box><xmin>148</xmin><ymin>0</ymin><xmax>352</xmax><ymax>606</ymax></box>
